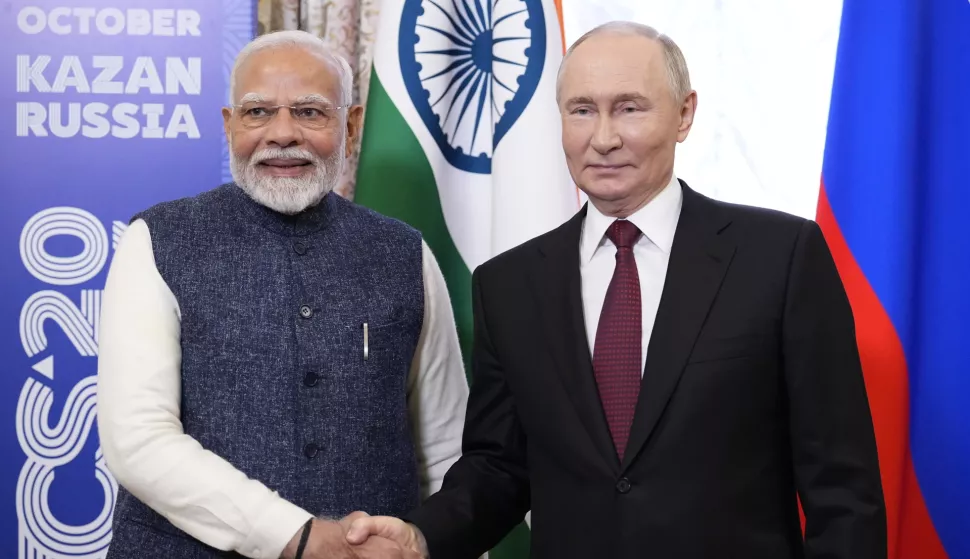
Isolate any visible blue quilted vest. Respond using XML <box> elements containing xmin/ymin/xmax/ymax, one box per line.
<box><xmin>106</xmin><ymin>184</ymin><xmax>424</xmax><ymax>558</ymax></box>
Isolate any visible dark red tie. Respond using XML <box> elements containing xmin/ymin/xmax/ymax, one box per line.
<box><xmin>592</xmin><ymin>219</ymin><xmax>642</xmax><ymax>460</ymax></box>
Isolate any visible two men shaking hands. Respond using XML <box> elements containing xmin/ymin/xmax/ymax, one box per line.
<box><xmin>97</xmin><ymin>19</ymin><xmax>886</xmax><ymax>559</ymax></box>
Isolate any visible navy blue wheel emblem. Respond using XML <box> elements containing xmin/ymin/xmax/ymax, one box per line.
<box><xmin>399</xmin><ymin>0</ymin><xmax>546</xmax><ymax>174</ymax></box>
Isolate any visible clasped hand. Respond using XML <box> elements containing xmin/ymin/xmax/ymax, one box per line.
<box><xmin>281</xmin><ymin>512</ymin><xmax>425</xmax><ymax>559</ymax></box>
<box><xmin>345</xmin><ymin>512</ymin><xmax>429</xmax><ymax>559</ymax></box>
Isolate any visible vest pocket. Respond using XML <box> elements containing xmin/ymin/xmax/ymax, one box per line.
<box><xmin>333</xmin><ymin>318</ymin><xmax>420</xmax><ymax>377</ymax></box>
<box><xmin>316</xmin><ymin>318</ymin><xmax>421</xmax><ymax>484</ymax></box>
<box><xmin>318</xmin><ymin>318</ymin><xmax>421</xmax><ymax>428</ymax></box>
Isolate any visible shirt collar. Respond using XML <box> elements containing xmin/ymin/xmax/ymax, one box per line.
<box><xmin>580</xmin><ymin>173</ymin><xmax>684</xmax><ymax>263</ymax></box>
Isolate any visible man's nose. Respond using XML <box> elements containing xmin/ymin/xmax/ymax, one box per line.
<box><xmin>590</xmin><ymin>115</ymin><xmax>622</xmax><ymax>154</ymax></box>
<box><xmin>264</xmin><ymin>107</ymin><xmax>303</xmax><ymax>147</ymax></box>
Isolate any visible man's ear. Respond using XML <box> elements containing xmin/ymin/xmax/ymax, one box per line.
<box><xmin>346</xmin><ymin>105</ymin><xmax>365</xmax><ymax>157</ymax></box>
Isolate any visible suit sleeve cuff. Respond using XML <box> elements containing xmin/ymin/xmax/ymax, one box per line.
<box><xmin>238</xmin><ymin>496</ymin><xmax>313</xmax><ymax>559</ymax></box>
<box><xmin>402</xmin><ymin>507</ymin><xmax>444</xmax><ymax>559</ymax></box>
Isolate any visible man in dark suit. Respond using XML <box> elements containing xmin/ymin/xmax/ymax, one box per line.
<box><xmin>345</xmin><ymin>20</ymin><xmax>886</xmax><ymax>559</ymax></box>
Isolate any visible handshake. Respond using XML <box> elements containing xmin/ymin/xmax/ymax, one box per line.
<box><xmin>280</xmin><ymin>512</ymin><xmax>429</xmax><ymax>559</ymax></box>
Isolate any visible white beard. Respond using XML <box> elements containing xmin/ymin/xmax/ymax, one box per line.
<box><xmin>230</xmin><ymin>136</ymin><xmax>346</xmax><ymax>215</ymax></box>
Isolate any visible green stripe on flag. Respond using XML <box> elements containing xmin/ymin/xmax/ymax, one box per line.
<box><xmin>355</xmin><ymin>69</ymin><xmax>532</xmax><ymax>559</ymax></box>
<box><xmin>489</xmin><ymin>522</ymin><xmax>532</xmax><ymax>559</ymax></box>
<box><xmin>354</xmin><ymin>70</ymin><xmax>473</xmax><ymax>366</ymax></box>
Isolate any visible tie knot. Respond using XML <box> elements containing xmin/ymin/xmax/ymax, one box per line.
<box><xmin>606</xmin><ymin>219</ymin><xmax>641</xmax><ymax>249</ymax></box>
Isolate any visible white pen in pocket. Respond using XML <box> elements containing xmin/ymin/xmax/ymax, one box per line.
<box><xmin>363</xmin><ymin>322</ymin><xmax>369</xmax><ymax>361</ymax></box>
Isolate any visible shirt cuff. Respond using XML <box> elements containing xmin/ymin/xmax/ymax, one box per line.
<box><xmin>238</xmin><ymin>496</ymin><xmax>313</xmax><ymax>559</ymax></box>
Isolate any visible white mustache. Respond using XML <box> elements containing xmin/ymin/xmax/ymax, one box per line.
<box><xmin>250</xmin><ymin>147</ymin><xmax>320</xmax><ymax>166</ymax></box>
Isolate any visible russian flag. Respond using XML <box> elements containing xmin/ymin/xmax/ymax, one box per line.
<box><xmin>817</xmin><ymin>0</ymin><xmax>970</xmax><ymax>557</ymax></box>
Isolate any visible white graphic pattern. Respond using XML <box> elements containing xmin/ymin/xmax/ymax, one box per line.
<box><xmin>20</xmin><ymin>291</ymin><xmax>100</xmax><ymax>357</ymax></box>
<box><xmin>17</xmin><ymin>207</ymin><xmax>118</xmax><ymax>559</ymax></box>
<box><xmin>16</xmin><ymin>376</ymin><xmax>99</xmax><ymax>464</ymax></box>
<box><xmin>111</xmin><ymin>222</ymin><xmax>127</xmax><ymax>250</ymax></box>
<box><xmin>19</xmin><ymin>207</ymin><xmax>108</xmax><ymax>286</ymax></box>
<box><xmin>17</xmin><ymin>455</ymin><xmax>117</xmax><ymax>557</ymax></box>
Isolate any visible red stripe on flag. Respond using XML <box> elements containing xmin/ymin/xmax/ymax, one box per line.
<box><xmin>816</xmin><ymin>183</ymin><xmax>948</xmax><ymax>559</ymax></box>
<box><xmin>897</xmin><ymin>459</ymin><xmax>949</xmax><ymax>559</ymax></box>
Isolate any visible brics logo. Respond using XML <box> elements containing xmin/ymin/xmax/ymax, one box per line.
<box><xmin>15</xmin><ymin>208</ymin><xmax>126</xmax><ymax>558</ymax></box>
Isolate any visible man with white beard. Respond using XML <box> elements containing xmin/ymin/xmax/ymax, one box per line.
<box><xmin>96</xmin><ymin>30</ymin><xmax>468</xmax><ymax>559</ymax></box>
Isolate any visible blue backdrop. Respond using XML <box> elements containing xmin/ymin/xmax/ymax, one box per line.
<box><xmin>0</xmin><ymin>2</ymin><xmax>256</xmax><ymax>557</ymax></box>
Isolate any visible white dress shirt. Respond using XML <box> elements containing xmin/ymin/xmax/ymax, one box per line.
<box><xmin>97</xmin><ymin>219</ymin><xmax>469</xmax><ymax>559</ymax></box>
<box><xmin>580</xmin><ymin>174</ymin><xmax>684</xmax><ymax>373</ymax></box>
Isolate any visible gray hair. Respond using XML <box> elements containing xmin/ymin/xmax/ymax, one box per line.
<box><xmin>229</xmin><ymin>30</ymin><xmax>353</xmax><ymax>105</ymax></box>
<box><xmin>556</xmin><ymin>21</ymin><xmax>692</xmax><ymax>103</ymax></box>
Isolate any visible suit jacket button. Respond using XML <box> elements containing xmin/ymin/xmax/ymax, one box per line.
<box><xmin>303</xmin><ymin>443</ymin><xmax>319</xmax><ymax>459</ymax></box>
<box><xmin>303</xmin><ymin>371</ymin><xmax>319</xmax><ymax>387</ymax></box>
<box><xmin>616</xmin><ymin>477</ymin><xmax>632</xmax><ymax>494</ymax></box>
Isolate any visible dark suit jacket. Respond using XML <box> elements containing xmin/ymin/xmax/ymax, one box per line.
<box><xmin>406</xmin><ymin>181</ymin><xmax>886</xmax><ymax>559</ymax></box>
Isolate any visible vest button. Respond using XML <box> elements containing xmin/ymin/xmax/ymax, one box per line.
<box><xmin>616</xmin><ymin>477</ymin><xmax>632</xmax><ymax>494</ymax></box>
<box><xmin>303</xmin><ymin>443</ymin><xmax>319</xmax><ymax>459</ymax></box>
<box><xmin>299</xmin><ymin>305</ymin><xmax>313</xmax><ymax>318</ymax></box>
<box><xmin>303</xmin><ymin>371</ymin><xmax>319</xmax><ymax>387</ymax></box>
<box><xmin>293</xmin><ymin>241</ymin><xmax>307</xmax><ymax>255</ymax></box>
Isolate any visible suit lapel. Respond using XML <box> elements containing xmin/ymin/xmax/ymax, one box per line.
<box><xmin>620</xmin><ymin>183</ymin><xmax>737</xmax><ymax>472</ymax></box>
<box><xmin>529</xmin><ymin>207</ymin><xmax>620</xmax><ymax>471</ymax></box>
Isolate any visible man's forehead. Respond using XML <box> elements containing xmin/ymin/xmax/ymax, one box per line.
<box><xmin>235</xmin><ymin>70</ymin><xmax>340</xmax><ymax>104</ymax></box>
<box><xmin>236</xmin><ymin>48</ymin><xmax>339</xmax><ymax>87</ymax></box>
<box><xmin>560</xmin><ymin>37</ymin><xmax>665</xmax><ymax>97</ymax></box>
<box><xmin>241</xmin><ymin>45</ymin><xmax>334</xmax><ymax>69</ymax></box>
<box><xmin>565</xmin><ymin>34</ymin><xmax>662</xmax><ymax>75</ymax></box>
<box><xmin>237</xmin><ymin>91</ymin><xmax>337</xmax><ymax>104</ymax></box>
<box><xmin>561</xmin><ymin>62</ymin><xmax>651</xmax><ymax>96</ymax></box>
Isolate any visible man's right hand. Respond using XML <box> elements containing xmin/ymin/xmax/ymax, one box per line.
<box><xmin>281</xmin><ymin>519</ymin><xmax>354</xmax><ymax>559</ymax></box>
<box><xmin>345</xmin><ymin>515</ymin><xmax>429</xmax><ymax>559</ymax></box>
<box><xmin>281</xmin><ymin>518</ymin><xmax>423</xmax><ymax>559</ymax></box>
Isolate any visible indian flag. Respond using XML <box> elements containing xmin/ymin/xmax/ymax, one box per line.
<box><xmin>355</xmin><ymin>0</ymin><xmax>574</xmax><ymax>555</ymax></box>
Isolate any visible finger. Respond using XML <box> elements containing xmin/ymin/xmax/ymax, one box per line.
<box><xmin>346</xmin><ymin>517</ymin><xmax>407</xmax><ymax>546</ymax></box>
<box><xmin>339</xmin><ymin>511</ymin><xmax>370</xmax><ymax>531</ymax></box>
<box><xmin>354</xmin><ymin>535</ymin><xmax>422</xmax><ymax>559</ymax></box>
<box><xmin>345</xmin><ymin>517</ymin><xmax>378</xmax><ymax>544</ymax></box>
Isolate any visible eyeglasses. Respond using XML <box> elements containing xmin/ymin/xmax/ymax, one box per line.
<box><xmin>230</xmin><ymin>102</ymin><xmax>349</xmax><ymax>129</ymax></box>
